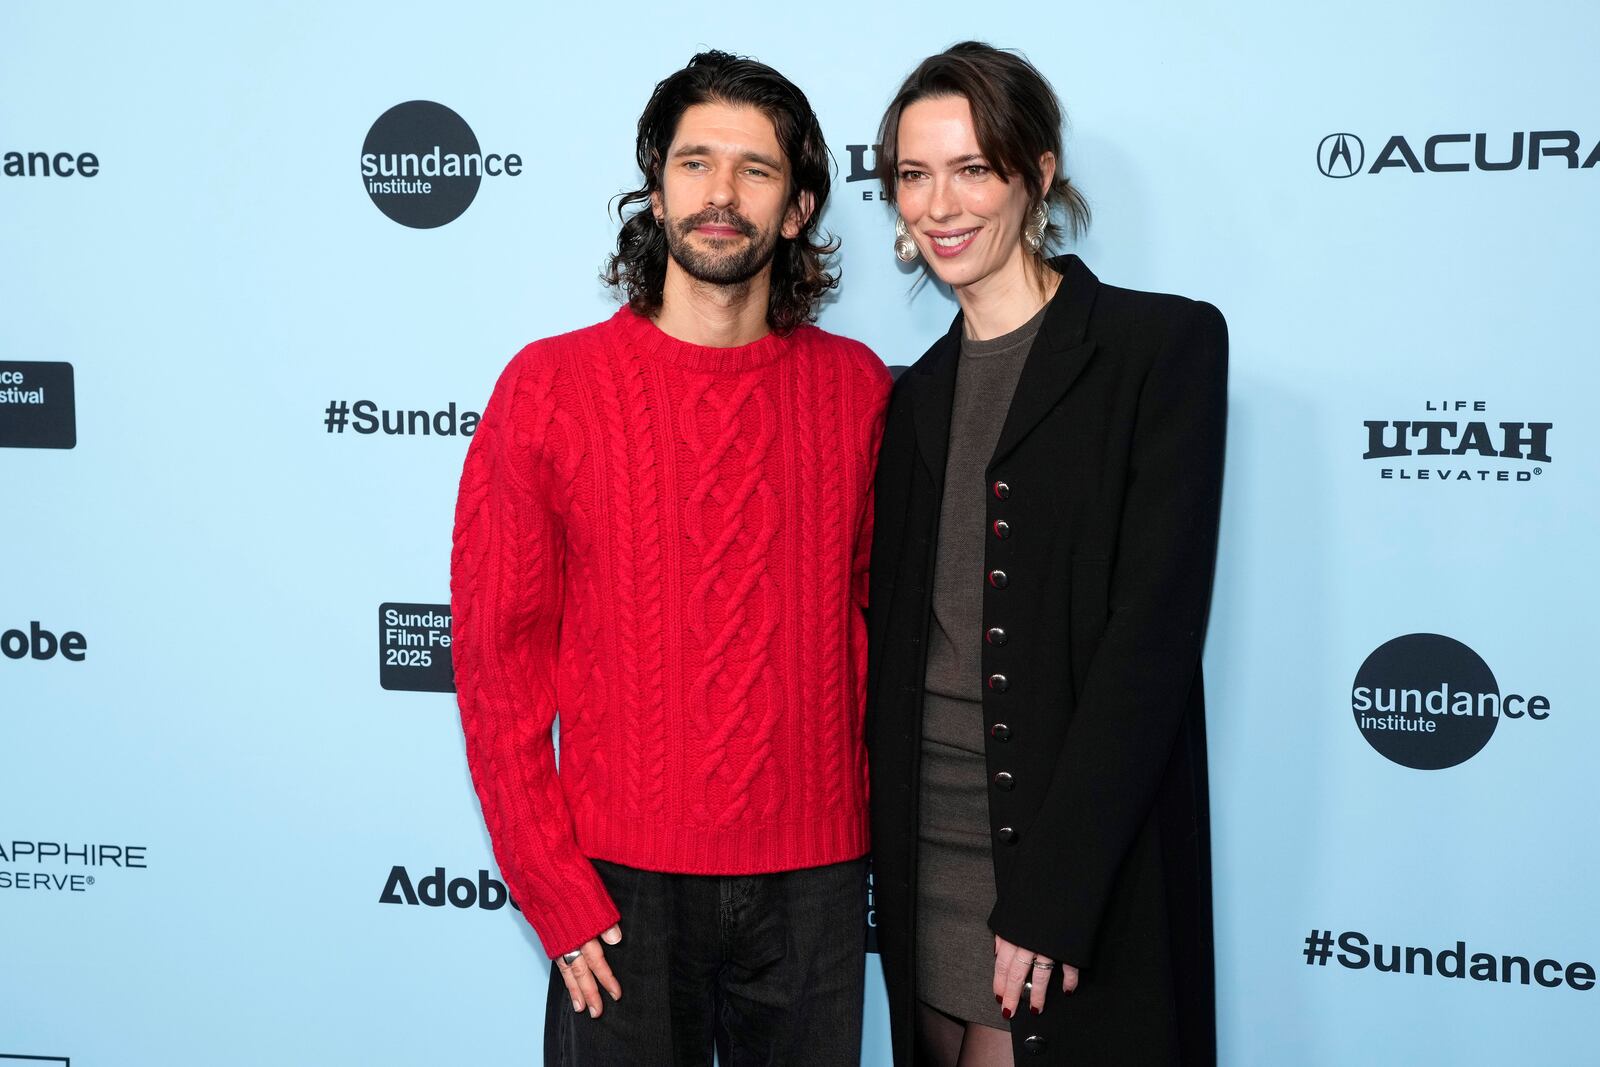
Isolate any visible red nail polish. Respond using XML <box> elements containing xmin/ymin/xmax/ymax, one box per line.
<box><xmin>1002</xmin><ymin>1007</ymin><xmax>1013</xmax><ymax>1020</ymax></box>
<box><xmin>995</xmin><ymin>994</ymin><xmax>1003</xmax><ymax>1004</ymax></box>
<box><xmin>1029</xmin><ymin>1006</ymin><xmax>1040</xmax><ymax>1015</ymax></box>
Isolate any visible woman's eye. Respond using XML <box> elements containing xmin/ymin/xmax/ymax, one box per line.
<box><xmin>899</xmin><ymin>170</ymin><xmax>925</xmax><ymax>182</ymax></box>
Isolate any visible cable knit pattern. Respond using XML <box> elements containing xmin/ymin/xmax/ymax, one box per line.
<box><xmin>816</xmin><ymin>353</ymin><xmax>847</xmax><ymax>813</ymax></box>
<box><xmin>451</xmin><ymin>306</ymin><xmax>890</xmax><ymax>958</ymax></box>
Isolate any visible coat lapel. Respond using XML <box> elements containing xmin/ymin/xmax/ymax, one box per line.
<box><xmin>987</xmin><ymin>255</ymin><xmax>1102</xmax><ymax>472</ymax></box>
<box><xmin>908</xmin><ymin>315</ymin><xmax>963</xmax><ymax>486</ymax></box>
<box><xmin>908</xmin><ymin>254</ymin><xmax>1103</xmax><ymax>485</ymax></box>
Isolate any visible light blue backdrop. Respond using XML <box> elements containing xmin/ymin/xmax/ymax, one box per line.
<box><xmin>4</xmin><ymin>1</ymin><xmax>1596</xmax><ymax>1064</ymax></box>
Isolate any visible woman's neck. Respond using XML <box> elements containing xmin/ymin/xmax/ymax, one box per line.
<box><xmin>954</xmin><ymin>252</ymin><xmax>1061</xmax><ymax>341</ymax></box>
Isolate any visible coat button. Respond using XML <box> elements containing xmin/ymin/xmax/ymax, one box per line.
<box><xmin>985</xmin><ymin>627</ymin><xmax>1008</xmax><ymax>646</ymax></box>
<box><xmin>988</xmin><ymin>569</ymin><xmax>1008</xmax><ymax>589</ymax></box>
<box><xmin>997</xmin><ymin>826</ymin><xmax>1018</xmax><ymax>845</ymax></box>
<box><xmin>987</xmin><ymin>673</ymin><xmax>1009</xmax><ymax>692</ymax></box>
<box><xmin>990</xmin><ymin>722</ymin><xmax>1010</xmax><ymax>742</ymax></box>
<box><xmin>1023</xmin><ymin>1035</ymin><xmax>1048</xmax><ymax>1055</ymax></box>
<box><xmin>992</xmin><ymin>519</ymin><xmax>1011</xmax><ymax>539</ymax></box>
<box><xmin>993</xmin><ymin>771</ymin><xmax>1015</xmax><ymax>791</ymax></box>
<box><xmin>992</xmin><ymin>480</ymin><xmax>1011</xmax><ymax>500</ymax></box>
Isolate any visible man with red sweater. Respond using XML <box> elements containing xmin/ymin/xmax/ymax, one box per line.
<box><xmin>450</xmin><ymin>52</ymin><xmax>889</xmax><ymax>1065</ymax></box>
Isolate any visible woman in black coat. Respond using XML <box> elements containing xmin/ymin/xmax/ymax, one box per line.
<box><xmin>866</xmin><ymin>43</ymin><xmax>1227</xmax><ymax>1066</ymax></box>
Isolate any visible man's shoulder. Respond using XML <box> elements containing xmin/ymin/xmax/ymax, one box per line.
<box><xmin>791</xmin><ymin>323</ymin><xmax>892</xmax><ymax>395</ymax></box>
<box><xmin>510</xmin><ymin>307</ymin><xmax>630</xmax><ymax>370</ymax></box>
<box><xmin>483</xmin><ymin>310</ymin><xmax>630</xmax><ymax>423</ymax></box>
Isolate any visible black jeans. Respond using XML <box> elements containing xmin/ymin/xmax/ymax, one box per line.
<box><xmin>544</xmin><ymin>856</ymin><xmax>868</xmax><ymax>1067</ymax></box>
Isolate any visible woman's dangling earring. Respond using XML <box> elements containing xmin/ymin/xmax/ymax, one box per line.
<box><xmin>894</xmin><ymin>216</ymin><xmax>919</xmax><ymax>263</ymax></box>
<box><xmin>1024</xmin><ymin>202</ymin><xmax>1049</xmax><ymax>254</ymax></box>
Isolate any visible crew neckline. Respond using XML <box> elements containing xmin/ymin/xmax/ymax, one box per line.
<box><xmin>614</xmin><ymin>306</ymin><xmax>795</xmax><ymax>373</ymax></box>
<box><xmin>961</xmin><ymin>303</ymin><xmax>1048</xmax><ymax>358</ymax></box>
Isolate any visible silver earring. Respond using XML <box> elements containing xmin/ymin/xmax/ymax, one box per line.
<box><xmin>1024</xmin><ymin>202</ymin><xmax>1049</xmax><ymax>254</ymax></box>
<box><xmin>894</xmin><ymin>216</ymin><xmax>919</xmax><ymax>263</ymax></box>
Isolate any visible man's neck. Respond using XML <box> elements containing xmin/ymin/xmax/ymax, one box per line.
<box><xmin>653</xmin><ymin>260</ymin><xmax>773</xmax><ymax>348</ymax></box>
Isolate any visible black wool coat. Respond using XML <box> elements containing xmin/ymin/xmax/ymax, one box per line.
<box><xmin>866</xmin><ymin>255</ymin><xmax>1227</xmax><ymax>1066</ymax></box>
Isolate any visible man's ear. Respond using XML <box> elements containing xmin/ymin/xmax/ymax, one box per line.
<box><xmin>782</xmin><ymin>189</ymin><xmax>816</xmax><ymax>240</ymax></box>
<box><xmin>649</xmin><ymin>150</ymin><xmax>665</xmax><ymax>224</ymax></box>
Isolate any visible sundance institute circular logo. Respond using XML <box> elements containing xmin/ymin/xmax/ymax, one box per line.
<box><xmin>1351</xmin><ymin>633</ymin><xmax>1501</xmax><ymax>770</ymax></box>
<box><xmin>360</xmin><ymin>101</ymin><xmax>521</xmax><ymax>228</ymax></box>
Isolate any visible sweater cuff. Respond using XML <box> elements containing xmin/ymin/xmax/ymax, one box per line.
<box><xmin>527</xmin><ymin>860</ymin><xmax>622</xmax><ymax>960</ymax></box>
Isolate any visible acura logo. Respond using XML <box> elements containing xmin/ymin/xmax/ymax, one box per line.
<box><xmin>1318</xmin><ymin>133</ymin><xmax>1364</xmax><ymax>178</ymax></box>
<box><xmin>1317</xmin><ymin>129</ymin><xmax>1598</xmax><ymax>176</ymax></box>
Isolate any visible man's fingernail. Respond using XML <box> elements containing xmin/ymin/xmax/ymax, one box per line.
<box><xmin>1002</xmin><ymin>1007</ymin><xmax>1013</xmax><ymax>1020</ymax></box>
<box><xmin>602</xmin><ymin>931</ymin><xmax>621</xmax><ymax>945</ymax></box>
<box><xmin>589</xmin><ymin>1006</ymin><xmax>599</xmax><ymax>1018</ymax></box>
<box><xmin>572</xmin><ymin>1000</ymin><xmax>583</xmax><ymax>1012</ymax></box>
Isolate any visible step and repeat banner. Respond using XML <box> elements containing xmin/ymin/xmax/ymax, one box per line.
<box><xmin>3</xmin><ymin>2</ymin><xmax>1596</xmax><ymax>1064</ymax></box>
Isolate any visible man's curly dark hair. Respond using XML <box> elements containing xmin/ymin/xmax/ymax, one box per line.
<box><xmin>603</xmin><ymin>51</ymin><xmax>839</xmax><ymax>335</ymax></box>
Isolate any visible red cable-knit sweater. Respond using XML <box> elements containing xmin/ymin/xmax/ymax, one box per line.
<box><xmin>450</xmin><ymin>306</ymin><xmax>891</xmax><ymax>957</ymax></box>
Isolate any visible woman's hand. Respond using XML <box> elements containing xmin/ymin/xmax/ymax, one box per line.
<box><xmin>554</xmin><ymin>924</ymin><xmax>623</xmax><ymax>1017</ymax></box>
<box><xmin>994</xmin><ymin>933</ymin><xmax>1078</xmax><ymax>1018</ymax></box>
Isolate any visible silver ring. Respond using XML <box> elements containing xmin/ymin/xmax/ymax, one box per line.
<box><xmin>1032</xmin><ymin>959</ymin><xmax>1055</xmax><ymax>971</ymax></box>
<box><xmin>561</xmin><ymin>950</ymin><xmax>582</xmax><ymax>966</ymax></box>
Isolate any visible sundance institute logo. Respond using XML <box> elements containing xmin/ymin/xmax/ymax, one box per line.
<box><xmin>1351</xmin><ymin>634</ymin><xmax>1550</xmax><ymax>770</ymax></box>
<box><xmin>360</xmin><ymin>101</ymin><xmax>522</xmax><ymax>228</ymax></box>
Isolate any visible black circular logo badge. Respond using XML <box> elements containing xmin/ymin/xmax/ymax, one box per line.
<box><xmin>1318</xmin><ymin>132</ymin><xmax>1365</xmax><ymax>178</ymax></box>
<box><xmin>361</xmin><ymin>101</ymin><xmax>482</xmax><ymax>228</ymax></box>
<box><xmin>1351</xmin><ymin>633</ymin><xmax>1499</xmax><ymax>770</ymax></box>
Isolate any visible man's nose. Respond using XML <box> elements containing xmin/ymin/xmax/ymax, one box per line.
<box><xmin>706</xmin><ymin>165</ymin><xmax>736</xmax><ymax>209</ymax></box>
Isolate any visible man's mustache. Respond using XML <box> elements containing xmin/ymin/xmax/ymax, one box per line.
<box><xmin>676</xmin><ymin>209</ymin><xmax>758</xmax><ymax>237</ymax></box>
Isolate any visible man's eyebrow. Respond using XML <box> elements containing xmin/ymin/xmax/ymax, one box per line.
<box><xmin>670</xmin><ymin>143</ymin><xmax>786</xmax><ymax>171</ymax></box>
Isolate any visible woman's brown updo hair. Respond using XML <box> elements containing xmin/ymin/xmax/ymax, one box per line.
<box><xmin>877</xmin><ymin>41</ymin><xmax>1090</xmax><ymax>253</ymax></box>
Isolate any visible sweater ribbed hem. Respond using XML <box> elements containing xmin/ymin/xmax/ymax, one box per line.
<box><xmin>574</xmin><ymin>805</ymin><xmax>870</xmax><ymax>876</ymax></box>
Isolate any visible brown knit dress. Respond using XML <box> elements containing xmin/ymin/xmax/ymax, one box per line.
<box><xmin>915</xmin><ymin>306</ymin><xmax>1044</xmax><ymax>1026</ymax></box>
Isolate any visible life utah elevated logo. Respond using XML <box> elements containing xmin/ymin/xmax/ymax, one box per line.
<box><xmin>1362</xmin><ymin>398</ymin><xmax>1551</xmax><ymax>485</ymax></box>
<box><xmin>360</xmin><ymin>101</ymin><xmax>521</xmax><ymax>228</ymax></box>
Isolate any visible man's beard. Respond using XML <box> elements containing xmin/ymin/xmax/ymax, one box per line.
<box><xmin>663</xmin><ymin>207</ymin><xmax>781</xmax><ymax>287</ymax></box>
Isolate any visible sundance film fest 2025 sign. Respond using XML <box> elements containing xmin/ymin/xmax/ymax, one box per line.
<box><xmin>0</xmin><ymin>362</ymin><xmax>75</xmax><ymax>449</ymax></box>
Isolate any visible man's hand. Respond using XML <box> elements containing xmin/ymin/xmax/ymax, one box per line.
<box><xmin>554</xmin><ymin>924</ymin><xmax>623</xmax><ymax>1017</ymax></box>
<box><xmin>993</xmin><ymin>933</ymin><xmax>1079</xmax><ymax>1018</ymax></box>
